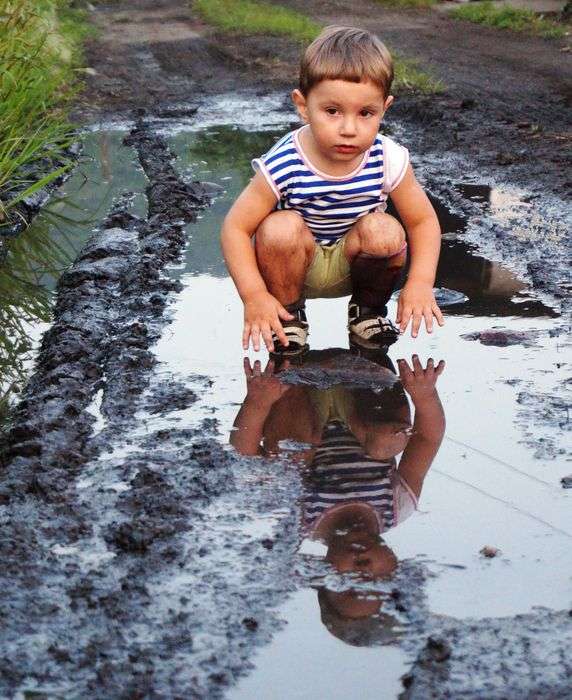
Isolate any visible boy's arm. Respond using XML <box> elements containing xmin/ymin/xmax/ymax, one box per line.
<box><xmin>389</xmin><ymin>164</ymin><xmax>444</xmax><ymax>337</ymax></box>
<box><xmin>396</xmin><ymin>356</ymin><xmax>446</xmax><ymax>498</ymax></box>
<box><xmin>221</xmin><ymin>172</ymin><xmax>293</xmax><ymax>352</ymax></box>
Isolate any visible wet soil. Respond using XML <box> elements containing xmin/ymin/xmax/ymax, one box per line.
<box><xmin>0</xmin><ymin>0</ymin><xmax>570</xmax><ymax>697</ymax></box>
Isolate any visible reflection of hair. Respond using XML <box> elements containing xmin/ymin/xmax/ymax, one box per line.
<box><xmin>317</xmin><ymin>588</ymin><xmax>402</xmax><ymax>647</ymax></box>
<box><xmin>300</xmin><ymin>26</ymin><xmax>394</xmax><ymax>99</ymax></box>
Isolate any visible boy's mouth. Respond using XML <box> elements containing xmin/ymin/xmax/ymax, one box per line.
<box><xmin>335</xmin><ymin>145</ymin><xmax>359</xmax><ymax>154</ymax></box>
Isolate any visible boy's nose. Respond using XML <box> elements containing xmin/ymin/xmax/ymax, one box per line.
<box><xmin>340</xmin><ymin>117</ymin><xmax>357</xmax><ymax>137</ymax></box>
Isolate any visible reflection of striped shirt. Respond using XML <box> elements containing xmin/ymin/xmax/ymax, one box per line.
<box><xmin>302</xmin><ymin>420</ymin><xmax>416</xmax><ymax>534</ymax></box>
<box><xmin>252</xmin><ymin>126</ymin><xmax>409</xmax><ymax>244</ymax></box>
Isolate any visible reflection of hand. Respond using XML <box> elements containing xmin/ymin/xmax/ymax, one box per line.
<box><xmin>243</xmin><ymin>357</ymin><xmax>290</xmax><ymax>406</ymax></box>
<box><xmin>397</xmin><ymin>355</ymin><xmax>445</xmax><ymax>403</ymax></box>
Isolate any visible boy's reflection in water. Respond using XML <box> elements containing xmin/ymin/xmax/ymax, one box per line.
<box><xmin>230</xmin><ymin>349</ymin><xmax>445</xmax><ymax>644</ymax></box>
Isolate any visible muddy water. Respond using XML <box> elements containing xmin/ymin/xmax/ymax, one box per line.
<box><xmin>156</xmin><ymin>122</ymin><xmax>569</xmax><ymax>691</ymax></box>
<box><xmin>2</xmin><ymin>106</ymin><xmax>570</xmax><ymax>696</ymax></box>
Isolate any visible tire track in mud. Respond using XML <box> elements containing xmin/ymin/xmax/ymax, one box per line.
<box><xmin>0</xmin><ymin>118</ymin><xmax>301</xmax><ymax>698</ymax></box>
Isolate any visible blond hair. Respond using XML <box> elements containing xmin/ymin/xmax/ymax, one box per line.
<box><xmin>300</xmin><ymin>26</ymin><xmax>394</xmax><ymax>98</ymax></box>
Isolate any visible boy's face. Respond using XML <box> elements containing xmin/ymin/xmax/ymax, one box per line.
<box><xmin>292</xmin><ymin>79</ymin><xmax>393</xmax><ymax>165</ymax></box>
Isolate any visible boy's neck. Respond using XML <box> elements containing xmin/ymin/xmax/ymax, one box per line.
<box><xmin>299</xmin><ymin>126</ymin><xmax>367</xmax><ymax>177</ymax></box>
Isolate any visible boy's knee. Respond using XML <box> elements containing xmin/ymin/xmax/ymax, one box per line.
<box><xmin>256</xmin><ymin>211</ymin><xmax>307</xmax><ymax>253</ymax></box>
<box><xmin>356</xmin><ymin>213</ymin><xmax>406</xmax><ymax>257</ymax></box>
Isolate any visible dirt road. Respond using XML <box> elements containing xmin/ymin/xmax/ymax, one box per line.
<box><xmin>0</xmin><ymin>1</ymin><xmax>570</xmax><ymax>698</ymax></box>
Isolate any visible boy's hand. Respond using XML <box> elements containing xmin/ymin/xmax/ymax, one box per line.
<box><xmin>243</xmin><ymin>357</ymin><xmax>290</xmax><ymax>405</ymax></box>
<box><xmin>398</xmin><ymin>355</ymin><xmax>445</xmax><ymax>402</ymax></box>
<box><xmin>243</xmin><ymin>291</ymin><xmax>294</xmax><ymax>352</ymax></box>
<box><xmin>396</xmin><ymin>282</ymin><xmax>444</xmax><ymax>337</ymax></box>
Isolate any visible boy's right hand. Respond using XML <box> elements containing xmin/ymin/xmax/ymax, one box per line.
<box><xmin>243</xmin><ymin>291</ymin><xmax>294</xmax><ymax>352</ymax></box>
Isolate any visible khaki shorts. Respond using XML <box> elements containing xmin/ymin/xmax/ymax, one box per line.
<box><xmin>303</xmin><ymin>236</ymin><xmax>351</xmax><ymax>299</ymax></box>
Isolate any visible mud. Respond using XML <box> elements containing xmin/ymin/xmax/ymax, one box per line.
<box><xmin>401</xmin><ymin>609</ymin><xmax>572</xmax><ymax>699</ymax></box>
<box><xmin>1</xmin><ymin>0</ymin><xmax>571</xmax><ymax>696</ymax></box>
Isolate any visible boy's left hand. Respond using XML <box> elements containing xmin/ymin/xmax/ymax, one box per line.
<box><xmin>396</xmin><ymin>282</ymin><xmax>444</xmax><ymax>337</ymax></box>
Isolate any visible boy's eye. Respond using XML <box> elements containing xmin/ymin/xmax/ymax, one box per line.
<box><xmin>325</xmin><ymin>107</ymin><xmax>338</xmax><ymax>115</ymax></box>
<box><xmin>360</xmin><ymin>109</ymin><xmax>374</xmax><ymax>117</ymax></box>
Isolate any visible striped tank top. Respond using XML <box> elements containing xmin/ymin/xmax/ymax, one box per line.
<box><xmin>252</xmin><ymin>125</ymin><xmax>409</xmax><ymax>245</ymax></box>
<box><xmin>302</xmin><ymin>420</ymin><xmax>416</xmax><ymax>535</ymax></box>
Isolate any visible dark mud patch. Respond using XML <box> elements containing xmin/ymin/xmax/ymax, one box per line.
<box><xmin>461</xmin><ymin>327</ymin><xmax>564</xmax><ymax>347</ymax></box>
<box><xmin>280</xmin><ymin>349</ymin><xmax>400</xmax><ymax>390</ymax></box>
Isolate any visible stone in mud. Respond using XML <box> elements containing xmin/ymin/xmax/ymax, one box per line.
<box><xmin>561</xmin><ymin>474</ymin><xmax>572</xmax><ymax>489</ymax></box>
<box><xmin>432</xmin><ymin>287</ymin><xmax>468</xmax><ymax>307</ymax></box>
<box><xmin>461</xmin><ymin>329</ymin><xmax>539</xmax><ymax>347</ymax></box>
<box><xmin>425</xmin><ymin>635</ymin><xmax>452</xmax><ymax>662</ymax></box>
<box><xmin>480</xmin><ymin>545</ymin><xmax>501</xmax><ymax>558</ymax></box>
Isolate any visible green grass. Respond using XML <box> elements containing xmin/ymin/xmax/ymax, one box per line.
<box><xmin>0</xmin><ymin>1</ymin><xmax>91</xmax><ymax>228</ymax></box>
<box><xmin>450</xmin><ymin>1</ymin><xmax>566</xmax><ymax>38</ymax></box>
<box><xmin>194</xmin><ymin>0</ymin><xmax>443</xmax><ymax>92</ymax></box>
<box><xmin>194</xmin><ymin>0</ymin><xmax>321</xmax><ymax>42</ymax></box>
<box><xmin>0</xmin><ymin>212</ymin><xmax>74</xmax><ymax>432</ymax></box>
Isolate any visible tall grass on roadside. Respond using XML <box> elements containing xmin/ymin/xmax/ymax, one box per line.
<box><xmin>0</xmin><ymin>0</ymin><xmax>88</xmax><ymax>230</ymax></box>
<box><xmin>451</xmin><ymin>1</ymin><xmax>566</xmax><ymax>38</ymax></box>
<box><xmin>0</xmin><ymin>214</ymin><xmax>74</xmax><ymax>432</ymax></box>
<box><xmin>194</xmin><ymin>0</ymin><xmax>443</xmax><ymax>92</ymax></box>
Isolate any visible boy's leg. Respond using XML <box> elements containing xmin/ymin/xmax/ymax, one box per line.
<box><xmin>255</xmin><ymin>210</ymin><xmax>316</xmax><ymax>306</ymax></box>
<box><xmin>343</xmin><ymin>213</ymin><xmax>407</xmax><ymax>347</ymax></box>
<box><xmin>255</xmin><ymin>211</ymin><xmax>316</xmax><ymax>352</ymax></box>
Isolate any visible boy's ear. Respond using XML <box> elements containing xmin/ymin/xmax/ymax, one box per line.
<box><xmin>384</xmin><ymin>95</ymin><xmax>394</xmax><ymax>112</ymax></box>
<box><xmin>292</xmin><ymin>89</ymin><xmax>309</xmax><ymax>122</ymax></box>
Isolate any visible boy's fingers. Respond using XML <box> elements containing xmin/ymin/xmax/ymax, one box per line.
<box><xmin>261</xmin><ymin>324</ymin><xmax>274</xmax><ymax>353</ymax></box>
<box><xmin>242</xmin><ymin>324</ymin><xmax>251</xmax><ymax>351</ymax></box>
<box><xmin>397</xmin><ymin>358</ymin><xmax>413</xmax><ymax>381</ymax></box>
<box><xmin>427</xmin><ymin>357</ymin><xmax>435</xmax><ymax>371</ymax></box>
<box><xmin>411</xmin><ymin>311</ymin><xmax>422</xmax><ymax>338</ymax></box>
<box><xmin>243</xmin><ymin>356</ymin><xmax>252</xmax><ymax>376</ymax></box>
<box><xmin>272</xmin><ymin>320</ymin><xmax>289</xmax><ymax>348</ymax></box>
<box><xmin>412</xmin><ymin>354</ymin><xmax>423</xmax><ymax>373</ymax></box>
<box><xmin>251</xmin><ymin>325</ymin><xmax>261</xmax><ymax>352</ymax></box>
<box><xmin>253</xmin><ymin>359</ymin><xmax>262</xmax><ymax>376</ymax></box>
<box><xmin>399</xmin><ymin>308</ymin><xmax>411</xmax><ymax>333</ymax></box>
<box><xmin>436</xmin><ymin>359</ymin><xmax>446</xmax><ymax>375</ymax></box>
<box><xmin>433</xmin><ymin>304</ymin><xmax>445</xmax><ymax>326</ymax></box>
<box><xmin>278</xmin><ymin>306</ymin><xmax>295</xmax><ymax>321</ymax></box>
<box><xmin>264</xmin><ymin>359</ymin><xmax>275</xmax><ymax>376</ymax></box>
<box><xmin>424</xmin><ymin>309</ymin><xmax>433</xmax><ymax>334</ymax></box>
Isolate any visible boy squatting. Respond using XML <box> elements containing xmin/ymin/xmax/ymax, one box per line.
<box><xmin>221</xmin><ymin>26</ymin><xmax>444</xmax><ymax>355</ymax></box>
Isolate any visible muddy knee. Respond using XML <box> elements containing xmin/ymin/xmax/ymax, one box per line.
<box><xmin>356</xmin><ymin>213</ymin><xmax>406</xmax><ymax>257</ymax></box>
<box><xmin>255</xmin><ymin>211</ymin><xmax>309</xmax><ymax>255</ymax></box>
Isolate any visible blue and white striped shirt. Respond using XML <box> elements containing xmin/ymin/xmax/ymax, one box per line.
<box><xmin>252</xmin><ymin>126</ymin><xmax>409</xmax><ymax>245</ymax></box>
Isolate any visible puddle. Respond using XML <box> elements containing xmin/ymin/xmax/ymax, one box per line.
<box><xmin>0</xmin><ymin>131</ymin><xmax>147</xmax><ymax>430</ymax></box>
<box><xmin>1</xmin><ymin>110</ymin><xmax>570</xmax><ymax>696</ymax></box>
<box><xmin>149</xmin><ymin>122</ymin><xmax>568</xmax><ymax>683</ymax></box>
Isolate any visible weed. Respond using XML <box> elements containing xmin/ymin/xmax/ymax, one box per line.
<box><xmin>451</xmin><ymin>2</ymin><xmax>566</xmax><ymax>38</ymax></box>
<box><xmin>0</xmin><ymin>1</ymin><xmax>90</xmax><ymax>228</ymax></box>
<box><xmin>194</xmin><ymin>0</ymin><xmax>321</xmax><ymax>42</ymax></box>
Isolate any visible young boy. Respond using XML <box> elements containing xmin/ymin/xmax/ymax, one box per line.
<box><xmin>221</xmin><ymin>26</ymin><xmax>444</xmax><ymax>354</ymax></box>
